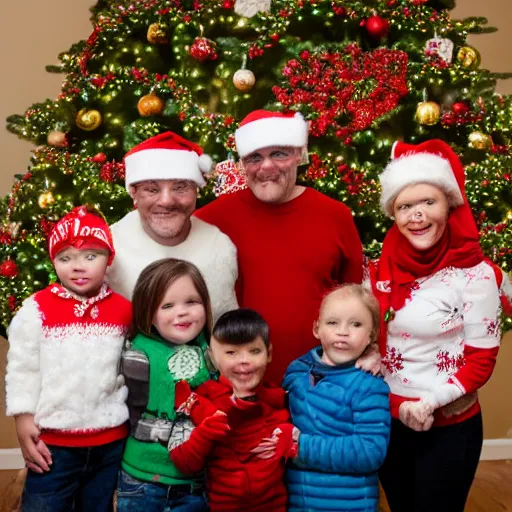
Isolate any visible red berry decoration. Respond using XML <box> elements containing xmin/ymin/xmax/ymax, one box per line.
<box><xmin>190</xmin><ymin>37</ymin><xmax>218</xmax><ymax>62</ymax></box>
<box><xmin>452</xmin><ymin>101</ymin><xmax>470</xmax><ymax>115</ymax></box>
<box><xmin>8</xmin><ymin>295</ymin><xmax>17</xmax><ymax>311</ymax></box>
<box><xmin>0</xmin><ymin>259</ymin><xmax>18</xmax><ymax>278</ymax></box>
<box><xmin>332</xmin><ymin>3</ymin><xmax>346</xmax><ymax>16</ymax></box>
<box><xmin>92</xmin><ymin>152</ymin><xmax>107</xmax><ymax>164</ymax></box>
<box><xmin>366</xmin><ymin>15</ymin><xmax>390</xmax><ymax>40</ymax></box>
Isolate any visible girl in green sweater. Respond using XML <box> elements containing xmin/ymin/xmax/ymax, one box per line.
<box><xmin>117</xmin><ymin>258</ymin><xmax>217</xmax><ymax>512</ymax></box>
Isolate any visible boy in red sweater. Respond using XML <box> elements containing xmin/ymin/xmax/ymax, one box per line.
<box><xmin>170</xmin><ymin>308</ymin><xmax>297</xmax><ymax>512</ymax></box>
<box><xmin>5</xmin><ymin>206</ymin><xmax>132</xmax><ymax>512</ymax></box>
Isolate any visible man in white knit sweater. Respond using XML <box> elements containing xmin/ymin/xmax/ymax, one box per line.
<box><xmin>108</xmin><ymin>131</ymin><xmax>238</xmax><ymax>321</ymax></box>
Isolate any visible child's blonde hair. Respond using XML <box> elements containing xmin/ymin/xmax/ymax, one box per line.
<box><xmin>319</xmin><ymin>284</ymin><xmax>380</xmax><ymax>344</ymax></box>
<box><xmin>129</xmin><ymin>258</ymin><xmax>213</xmax><ymax>340</ymax></box>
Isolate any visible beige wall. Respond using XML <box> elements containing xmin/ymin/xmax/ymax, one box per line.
<box><xmin>1</xmin><ymin>0</ymin><xmax>512</xmax><ymax>451</ymax></box>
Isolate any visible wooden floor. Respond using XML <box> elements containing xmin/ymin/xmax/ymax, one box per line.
<box><xmin>1</xmin><ymin>461</ymin><xmax>512</xmax><ymax>511</ymax></box>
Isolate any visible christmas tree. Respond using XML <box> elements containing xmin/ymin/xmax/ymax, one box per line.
<box><xmin>1</xmin><ymin>0</ymin><xmax>512</xmax><ymax>333</ymax></box>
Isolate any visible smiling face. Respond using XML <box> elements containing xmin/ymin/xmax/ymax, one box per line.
<box><xmin>241</xmin><ymin>146</ymin><xmax>301</xmax><ymax>204</ymax></box>
<box><xmin>209</xmin><ymin>336</ymin><xmax>272</xmax><ymax>397</ymax></box>
<box><xmin>131</xmin><ymin>179</ymin><xmax>198</xmax><ymax>247</ymax></box>
<box><xmin>393</xmin><ymin>183</ymin><xmax>450</xmax><ymax>251</ymax></box>
<box><xmin>314</xmin><ymin>291</ymin><xmax>374</xmax><ymax>366</ymax></box>
<box><xmin>53</xmin><ymin>246</ymin><xmax>109</xmax><ymax>297</ymax></box>
<box><xmin>152</xmin><ymin>274</ymin><xmax>206</xmax><ymax>344</ymax></box>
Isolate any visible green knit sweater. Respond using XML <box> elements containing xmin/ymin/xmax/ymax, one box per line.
<box><xmin>121</xmin><ymin>331</ymin><xmax>213</xmax><ymax>485</ymax></box>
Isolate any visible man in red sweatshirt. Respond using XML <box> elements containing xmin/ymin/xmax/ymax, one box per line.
<box><xmin>195</xmin><ymin>110</ymin><xmax>364</xmax><ymax>383</ymax></box>
<box><xmin>170</xmin><ymin>309</ymin><xmax>298</xmax><ymax>512</ymax></box>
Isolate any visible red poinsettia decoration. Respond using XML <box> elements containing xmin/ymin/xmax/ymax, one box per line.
<box><xmin>273</xmin><ymin>44</ymin><xmax>409</xmax><ymax>140</ymax></box>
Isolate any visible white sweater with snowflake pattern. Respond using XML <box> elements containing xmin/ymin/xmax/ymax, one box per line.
<box><xmin>382</xmin><ymin>261</ymin><xmax>501</xmax><ymax>426</ymax></box>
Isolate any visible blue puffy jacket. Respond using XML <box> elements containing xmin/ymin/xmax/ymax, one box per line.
<box><xmin>283</xmin><ymin>347</ymin><xmax>391</xmax><ymax>512</ymax></box>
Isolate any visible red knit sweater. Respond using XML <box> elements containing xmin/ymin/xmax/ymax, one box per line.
<box><xmin>193</xmin><ymin>378</ymin><xmax>290</xmax><ymax>512</ymax></box>
<box><xmin>195</xmin><ymin>188</ymin><xmax>364</xmax><ymax>383</ymax></box>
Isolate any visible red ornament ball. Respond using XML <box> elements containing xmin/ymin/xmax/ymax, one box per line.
<box><xmin>92</xmin><ymin>152</ymin><xmax>107</xmax><ymax>164</ymax></box>
<box><xmin>452</xmin><ymin>101</ymin><xmax>470</xmax><ymax>115</ymax></box>
<box><xmin>366</xmin><ymin>15</ymin><xmax>390</xmax><ymax>40</ymax></box>
<box><xmin>0</xmin><ymin>259</ymin><xmax>18</xmax><ymax>278</ymax></box>
<box><xmin>332</xmin><ymin>5</ymin><xmax>347</xmax><ymax>16</ymax></box>
<box><xmin>190</xmin><ymin>37</ymin><xmax>218</xmax><ymax>62</ymax></box>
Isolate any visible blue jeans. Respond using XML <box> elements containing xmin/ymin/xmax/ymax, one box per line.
<box><xmin>22</xmin><ymin>438</ymin><xmax>125</xmax><ymax>512</ymax></box>
<box><xmin>116</xmin><ymin>470</ymin><xmax>208</xmax><ymax>512</ymax></box>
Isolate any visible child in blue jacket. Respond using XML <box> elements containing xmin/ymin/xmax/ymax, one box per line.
<box><xmin>282</xmin><ymin>284</ymin><xmax>390</xmax><ymax>512</ymax></box>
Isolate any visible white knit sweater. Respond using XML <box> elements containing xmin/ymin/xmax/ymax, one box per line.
<box><xmin>108</xmin><ymin>211</ymin><xmax>238</xmax><ymax>322</ymax></box>
<box><xmin>6</xmin><ymin>285</ymin><xmax>130</xmax><ymax>432</ymax></box>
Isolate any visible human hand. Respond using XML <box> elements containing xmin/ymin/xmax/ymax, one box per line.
<box><xmin>174</xmin><ymin>380</ymin><xmax>217</xmax><ymax>424</ymax></box>
<box><xmin>175</xmin><ymin>380</ymin><xmax>195</xmax><ymax>411</ymax></box>
<box><xmin>15</xmin><ymin>414</ymin><xmax>52</xmax><ymax>473</ymax></box>
<box><xmin>355</xmin><ymin>344</ymin><xmax>381</xmax><ymax>376</ymax></box>
<box><xmin>170</xmin><ymin>411</ymin><xmax>230</xmax><ymax>475</ymax></box>
<box><xmin>197</xmin><ymin>411</ymin><xmax>230</xmax><ymax>442</ymax></box>
<box><xmin>399</xmin><ymin>401</ymin><xmax>434</xmax><ymax>432</ymax></box>
<box><xmin>251</xmin><ymin>424</ymin><xmax>300</xmax><ymax>461</ymax></box>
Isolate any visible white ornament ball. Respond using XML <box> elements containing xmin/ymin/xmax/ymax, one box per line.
<box><xmin>233</xmin><ymin>69</ymin><xmax>256</xmax><ymax>92</ymax></box>
<box><xmin>47</xmin><ymin>130</ymin><xmax>67</xmax><ymax>148</ymax></box>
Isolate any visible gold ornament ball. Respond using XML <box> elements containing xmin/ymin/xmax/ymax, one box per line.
<box><xmin>468</xmin><ymin>131</ymin><xmax>492</xmax><ymax>150</ymax></box>
<box><xmin>76</xmin><ymin>109</ymin><xmax>102</xmax><ymax>131</ymax></box>
<box><xmin>137</xmin><ymin>94</ymin><xmax>165</xmax><ymax>117</ymax></box>
<box><xmin>147</xmin><ymin>23</ymin><xmax>168</xmax><ymax>44</ymax></box>
<box><xmin>415</xmin><ymin>101</ymin><xmax>441</xmax><ymax>126</ymax></box>
<box><xmin>38</xmin><ymin>191</ymin><xmax>55</xmax><ymax>209</ymax></box>
<box><xmin>456</xmin><ymin>46</ymin><xmax>481</xmax><ymax>70</ymax></box>
<box><xmin>47</xmin><ymin>130</ymin><xmax>67</xmax><ymax>148</ymax></box>
<box><xmin>233</xmin><ymin>69</ymin><xmax>256</xmax><ymax>92</ymax></box>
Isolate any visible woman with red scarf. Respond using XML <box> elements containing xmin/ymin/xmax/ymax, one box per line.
<box><xmin>371</xmin><ymin>139</ymin><xmax>504</xmax><ymax>512</ymax></box>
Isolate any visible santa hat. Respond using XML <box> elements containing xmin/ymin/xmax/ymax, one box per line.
<box><xmin>379</xmin><ymin>139</ymin><xmax>465</xmax><ymax>216</ymax></box>
<box><xmin>124</xmin><ymin>131</ymin><xmax>213</xmax><ymax>191</ymax></box>
<box><xmin>235</xmin><ymin>110</ymin><xmax>309</xmax><ymax>158</ymax></box>
<box><xmin>48</xmin><ymin>206</ymin><xmax>115</xmax><ymax>264</ymax></box>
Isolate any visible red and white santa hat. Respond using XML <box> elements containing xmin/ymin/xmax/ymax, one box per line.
<box><xmin>235</xmin><ymin>110</ymin><xmax>309</xmax><ymax>158</ymax></box>
<box><xmin>124</xmin><ymin>131</ymin><xmax>213</xmax><ymax>191</ymax></box>
<box><xmin>379</xmin><ymin>139</ymin><xmax>465</xmax><ymax>216</ymax></box>
<box><xmin>48</xmin><ymin>206</ymin><xmax>115</xmax><ymax>264</ymax></box>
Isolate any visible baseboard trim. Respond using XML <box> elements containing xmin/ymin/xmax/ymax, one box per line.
<box><xmin>480</xmin><ymin>438</ymin><xmax>512</xmax><ymax>461</ymax></box>
<box><xmin>1</xmin><ymin>439</ymin><xmax>511</xmax><ymax>469</ymax></box>
<box><xmin>0</xmin><ymin>448</ymin><xmax>24</xmax><ymax>470</ymax></box>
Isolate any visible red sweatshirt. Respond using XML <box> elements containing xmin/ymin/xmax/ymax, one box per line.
<box><xmin>195</xmin><ymin>188</ymin><xmax>363</xmax><ymax>383</ymax></box>
<box><xmin>177</xmin><ymin>377</ymin><xmax>290</xmax><ymax>512</ymax></box>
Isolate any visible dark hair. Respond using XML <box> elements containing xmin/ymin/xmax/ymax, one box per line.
<box><xmin>129</xmin><ymin>258</ymin><xmax>212</xmax><ymax>340</ymax></box>
<box><xmin>212</xmin><ymin>308</ymin><xmax>270</xmax><ymax>348</ymax></box>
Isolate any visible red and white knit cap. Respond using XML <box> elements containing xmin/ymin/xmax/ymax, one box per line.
<box><xmin>379</xmin><ymin>139</ymin><xmax>465</xmax><ymax>216</ymax></box>
<box><xmin>124</xmin><ymin>131</ymin><xmax>213</xmax><ymax>191</ymax></box>
<box><xmin>235</xmin><ymin>110</ymin><xmax>309</xmax><ymax>158</ymax></box>
<box><xmin>48</xmin><ymin>206</ymin><xmax>115</xmax><ymax>264</ymax></box>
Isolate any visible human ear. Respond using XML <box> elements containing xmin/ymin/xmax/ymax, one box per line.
<box><xmin>207</xmin><ymin>347</ymin><xmax>219</xmax><ymax>370</ymax></box>
<box><xmin>312</xmin><ymin>321</ymin><xmax>320</xmax><ymax>340</ymax></box>
<box><xmin>128</xmin><ymin>184</ymin><xmax>138</xmax><ymax>200</ymax></box>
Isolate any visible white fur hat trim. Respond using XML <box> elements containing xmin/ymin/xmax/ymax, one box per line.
<box><xmin>379</xmin><ymin>152</ymin><xmax>464</xmax><ymax>216</ymax></box>
<box><xmin>235</xmin><ymin>113</ymin><xmax>308</xmax><ymax>157</ymax></box>
<box><xmin>125</xmin><ymin>148</ymin><xmax>206</xmax><ymax>190</ymax></box>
